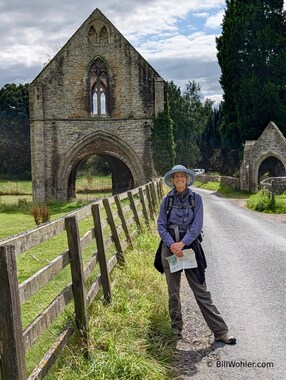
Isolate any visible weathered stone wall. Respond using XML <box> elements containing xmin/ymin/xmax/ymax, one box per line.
<box><xmin>260</xmin><ymin>177</ymin><xmax>286</xmax><ymax>194</ymax></box>
<box><xmin>30</xmin><ymin>9</ymin><xmax>165</xmax><ymax>202</ymax></box>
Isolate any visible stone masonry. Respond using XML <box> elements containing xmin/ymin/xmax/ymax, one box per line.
<box><xmin>29</xmin><ymin>9</ymin><xmax>165</xmax><ymax>202</ymax></box>
<box><xmin>240</xmin><ymin>122</ymin><xmax>286</xmax><ymax>192</ymax></box>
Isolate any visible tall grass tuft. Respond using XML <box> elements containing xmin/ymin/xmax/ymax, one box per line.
<box><xmin>45</xmin><ymin>225</ymin><xmax>176</xmax><ymax>380</ymax></box>
<box><xmin>31</xmin><ymin>205</ymin><xmax>51</xmax><ymax>225</ymax></box>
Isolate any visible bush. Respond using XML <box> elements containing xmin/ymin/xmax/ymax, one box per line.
<box><xmin>247</xmin><ymin>190</ymin><xmax>276</xmax><ymax>212</ymax></box>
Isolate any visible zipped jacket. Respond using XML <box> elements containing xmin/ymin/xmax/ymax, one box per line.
<box><xmin>157</xmin><ymin>187</ymin><xmax>203</xmax><ymax>248</ymax></box>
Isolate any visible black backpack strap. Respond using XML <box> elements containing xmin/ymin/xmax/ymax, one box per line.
<box><xmin>189</xmin><ymin>193</ymin><xmax>195</xmax><ymax>211</ymax></box>
<box><xmin>165</xmin><ymin>190</ymin><xmax>195</xmax><ymax>221</ymax></box>
<box><xmin>165</xmin><ymin>193</ymin><xmax>174</xmax><ymax>222</ymax></box>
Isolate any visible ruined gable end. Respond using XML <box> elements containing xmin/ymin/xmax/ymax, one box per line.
<box><xmin>29</xmin><ymin>9</ymin><xmax>165</xmax><ymax>202</ymax></box>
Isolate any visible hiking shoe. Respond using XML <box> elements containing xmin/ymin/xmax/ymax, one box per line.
<box><xmin>215</xmin><ymin>334</ymin><xmax>236</xmax><ymax>345</ymax></box>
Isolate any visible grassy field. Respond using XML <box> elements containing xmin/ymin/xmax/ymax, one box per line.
<box><xmin>0</xmin><ymin>176</ymin><xmax>112</xmax><ymax>240</ymax></box>
<box><xmin>0</xmin><ymin>176</ymin><xmax>112</xmax><ymax>203</ymax></box>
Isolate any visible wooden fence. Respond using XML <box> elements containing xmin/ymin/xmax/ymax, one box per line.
<box><xmin>0</xmin><ymin>179</ymin><xmax>164</xmax><ymax>380</ymax></box>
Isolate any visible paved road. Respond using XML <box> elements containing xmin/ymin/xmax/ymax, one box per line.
<box><xmin>176</xmin><ymin>188</ymin><xmax>286</xmax><ymax>380</ymax></box>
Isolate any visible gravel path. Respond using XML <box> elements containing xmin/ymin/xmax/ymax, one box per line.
<box><xmin>170</xmin><ymin>190</ymin><xmax>286</xmax><ymax>380</ymax></box>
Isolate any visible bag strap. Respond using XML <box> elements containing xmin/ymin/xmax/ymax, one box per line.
<box><xmin>165</xmin><ymin>191</ymin><xmax>196</xmax><ymax>222</ymax></box>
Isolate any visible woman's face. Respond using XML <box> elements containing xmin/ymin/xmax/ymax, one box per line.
<box><xmin>172</xmin><ymin>172</ymin><xmax>187</xmax><ymax>192</ymax></box>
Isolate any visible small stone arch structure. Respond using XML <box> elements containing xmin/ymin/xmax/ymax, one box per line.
<box><xmin>29</xmin><ymin>9</ymin><xmax>165</xmax><ymax>202</ymax></box>
<box><xmin>240</xmin><ymin>121</ymin><xmax>286</xmax><ymax>192</ymax></box>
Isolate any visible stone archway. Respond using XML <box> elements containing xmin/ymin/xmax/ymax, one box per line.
<box><xmin>240</xmin><ymin>122</ymin><xmax>286</xmax><ymax>192</ymax></box>
<box><xmin>56</xmin><ymin>130</ymin><xmax>145</xmax><ymax>201</ymax></box>
<box><xmin>257</xmin><ymin>155</ymin><xmax>286</xmax><ymax>183</ymax></box>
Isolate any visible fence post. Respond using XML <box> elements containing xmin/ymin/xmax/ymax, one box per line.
<box><xmin>103</xmin><ymin>198</ymin><xmax>125</xmax><ymax>266</ymax></box>
<box><xmin>114</xmin><ymin>195</ymin><xmax>133</xmax><ymax>247</ymax></box>
<box><xmin>271</xmin><ymin>180</ymin><xmax>275</xmax><ymax>202</ymax></box>
<box><xmin>65</xmin><ymin>216</ymin><xmax>89</xmax><ymax>358</ymax></box>
<box><xmin>0</xmin><ymin>245</ymin><xmax>26</xmax><ymax>380</ymax></box>
<box><xmin>138</xmin><ymin>187</ymin><xmax>150</xmax><ymax>226</ymax></box>
<box><xmin>158</xmin><ymin>178</ymin><xmax>164</xmax><ymax>199</ymax></box>
<box><xmin>127</xmin><ymin>191</ymin><xmax>142</xmax><ymax>232</ymax></box>
<box><xmin>91</xmin><ymin>204</ymin><xmax>112</xmax><ymax>303</ymax></box>
<box><xmin>146</xmin><ymin>184</ymin><xmax>155</xmax><ymax>220</ymax></box>
<box><xmin>150</xmin><ymin>182</ymin><xmax>158</xmax><ymax>209</ymax></box>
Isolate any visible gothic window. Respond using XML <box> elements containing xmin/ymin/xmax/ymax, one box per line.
<box><xmin>88</xmin><ymin>26</ymin><xmax>96</xmax><ymax>43</ymax></box>
<box><xmin>89</xmin><ymin>58</ymin><xmax>110</xmax><ymax>116</ymax></box>
<box><xmin>92</xmin><ymin>83</ymin><xmax>107</xmax><ymax>115</ymax></box>
<box><xmin>99</xmin><ymin>26</ymin><xmax>108</xmax><ymax>44</ymax></box>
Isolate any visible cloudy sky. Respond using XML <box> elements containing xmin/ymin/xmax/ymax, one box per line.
<box><xmin>1</xmin><ymin>0</ymin><xmax>227</xmax><ymax>105</ymax></box>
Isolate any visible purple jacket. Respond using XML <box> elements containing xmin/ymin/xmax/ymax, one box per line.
<box><xmin>157</xmin><ymin>188</ymin><xmax>203</xmax><ymax>248</ymax></box>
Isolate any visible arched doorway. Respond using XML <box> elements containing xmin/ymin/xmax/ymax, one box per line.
<box><xmin>57</xmin><ymin>130</ymin><xmax>144</xmax><ymax>201</ymax></box>
<box><xmin>67</xmin><ymin>154</ymin><xmax>134</xmax><ymax>200</ymax></box>
<box><xmin>258</xmin><ymin>156</ymin><xmax>286</xmax><ymax>183</ymax></box>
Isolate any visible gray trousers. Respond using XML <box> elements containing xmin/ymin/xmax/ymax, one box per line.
<box><xmin>161</xmin><ymin>244</ymin><xmax>228</xmax><ymax>337</ymax></box>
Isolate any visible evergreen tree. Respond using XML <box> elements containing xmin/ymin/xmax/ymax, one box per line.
<box><xmin>0</xmin><ymin>83</ymin><xmax>31</xmax><ymax>178</ymax></box>
<box><xmin>167</xmin><ymin>80</ymin><xmax>213</xmax><ymax>168</ymax></box>
<box><xmin>217</xmin><ymin>0</ymin><xmax>286</xmax><ymax>151</ymax></box>
<box><xmin>151</xmin><ymin>98</ymin><xmax>175</xmax><ymax>175</ymax></box>
<box><xmin>199</xmin><ymin>107</ymin><xmax>222</xmax><ymax>170</ymax></box>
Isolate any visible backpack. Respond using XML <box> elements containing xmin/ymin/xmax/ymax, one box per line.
<box><xmin>165</xmin><ymin>191</ymin><xmax>195</xmax><ymax>220</ymax></box>
<box><xmin>165</xmin><ymin>190</ymin><xmax>203</xmax><ymax>242</ymax></box>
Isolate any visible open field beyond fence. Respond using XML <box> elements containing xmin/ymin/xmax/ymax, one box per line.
<box><xmin>0</xmin><ymin>179</ymin><xmax>163</xmax><ymax>380</ymax></box>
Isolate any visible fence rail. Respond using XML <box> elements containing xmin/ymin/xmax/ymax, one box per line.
<box><xmin>0</xmin><ymin>179</ymin><xmax>164</xmax><ymax>380</ymax></box>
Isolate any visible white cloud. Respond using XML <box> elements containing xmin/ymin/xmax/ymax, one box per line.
<box><xmin>0</xmin><ymin>0</ymin><xmax>225</xmax><ymax>100</ymax></box>
<box><xmin>193</xmin><ymin>12</ymin><xmax>209</xmax><ymax>18</ymax></box>
<box><xmin>205</xmin><ymin>10</ymin><xmax>224</xmax><ymax>29</ymax></box>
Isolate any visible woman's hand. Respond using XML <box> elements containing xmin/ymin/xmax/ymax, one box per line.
<box><xmin>170</xmin><ymin>241</ymin><xmax>185</xmax><ymax>257</ymax></box>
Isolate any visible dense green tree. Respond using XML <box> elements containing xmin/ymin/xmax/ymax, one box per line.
<box><xmin>151</xmin><ymin>98</ymin><xmax>175</xmax><ymax>175</ymax></box>
<box><xmin>167</xmin><ymin>80</ymin><xmax>213</xmax><ymax>168</ymax></box>
<box><xmin>198</xmin><ymin>106</ymin><xmax>222</xmax><ymax>170</ymax></box>
<box><xmin>0</xmin><ymin>83</ymin><xmax>31</xmax><ymax>178</ymax></box>
<box><xmin>217</xmin><ymin>0</ymin><xmax>286</xmax><ymax>154</ymax></box>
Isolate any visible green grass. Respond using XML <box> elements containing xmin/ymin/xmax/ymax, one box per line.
<box><xmin>0</xmin><ymin>176</ymin><xmax>111</xmax><ymax>193</ymax></box>
<box><xmin>0</xmin><ymin>175</ymin><xmax>112</xmax><ymax>240</ymax></box>
<box><xmin>0</xmin><ymin>180</ymin><xmax>32</xmax><ymax>195</ymax></box>
<box><xmin>0</xmin><ymin>199</ymin><xmax>90</xmax><ymax>240</ymax></box>
<box><xmin>0</xmin><ymin>176</ymin><xmax>112</xmax><ymax>204</ymax></box>
<box><xmin>194</xmin><ymin>180</ymin><xmax>250</xmax><ymax>198</ymax></box>
<box><xmin>247</xmin><ymin>190</ymin><xmax>286</xmax><ymax>213</ymax></box>
<box><xmin>44</xmin><ymin>227</ymin><xmax>176</xmax><ymax>380</ymax></box>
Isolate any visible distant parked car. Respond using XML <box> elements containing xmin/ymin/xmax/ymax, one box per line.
<box><xmin>193</xmin><ymin>168</ymin><xmax>205</xmax><ymax>175</ymax></box>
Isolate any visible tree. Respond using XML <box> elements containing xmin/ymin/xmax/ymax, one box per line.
<box><xmin>167</xmin><ymin>80</ymin><xmax>213</xmax><ymax>168</ymax></box>
<box><xmin>217</xmin><ymin>0</ymin><xmax>286</xmax><ymax>154</ymax></box>
<box><xmin>0</xmin><ymin>83</ymin><xmax>31</xmax><ymax>178</ymax></box>
<box><xmin>198</xmin><ymin>106</ymin><xmax>222</xmax><ymax>170</ymax></box>
<box><xmin>151</xmin><ymin>98</ymin><xmax>175</xmax><ymax>175</ymax></box>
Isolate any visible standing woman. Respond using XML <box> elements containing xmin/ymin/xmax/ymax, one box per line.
<box><xmin>157</xmin><ymin>164</ymin><xmax>236</xmax><ymax>344</ymax></box>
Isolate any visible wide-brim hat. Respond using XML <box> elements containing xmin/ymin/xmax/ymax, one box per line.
<box><xmin>164</xmin><ymin>165</ymin><xmax>196</xmax><ymax>188</ymax></box>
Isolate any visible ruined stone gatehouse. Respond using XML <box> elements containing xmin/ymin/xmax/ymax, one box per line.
<box><xmin>29</xmin><ymin>8</ymin><xmax>165</xmax><ymax>202</ymax></box>
<box><xmin>240</xmin><ymin>121</ymin><xmax>286</xmax><ymax>192</ymax></box>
